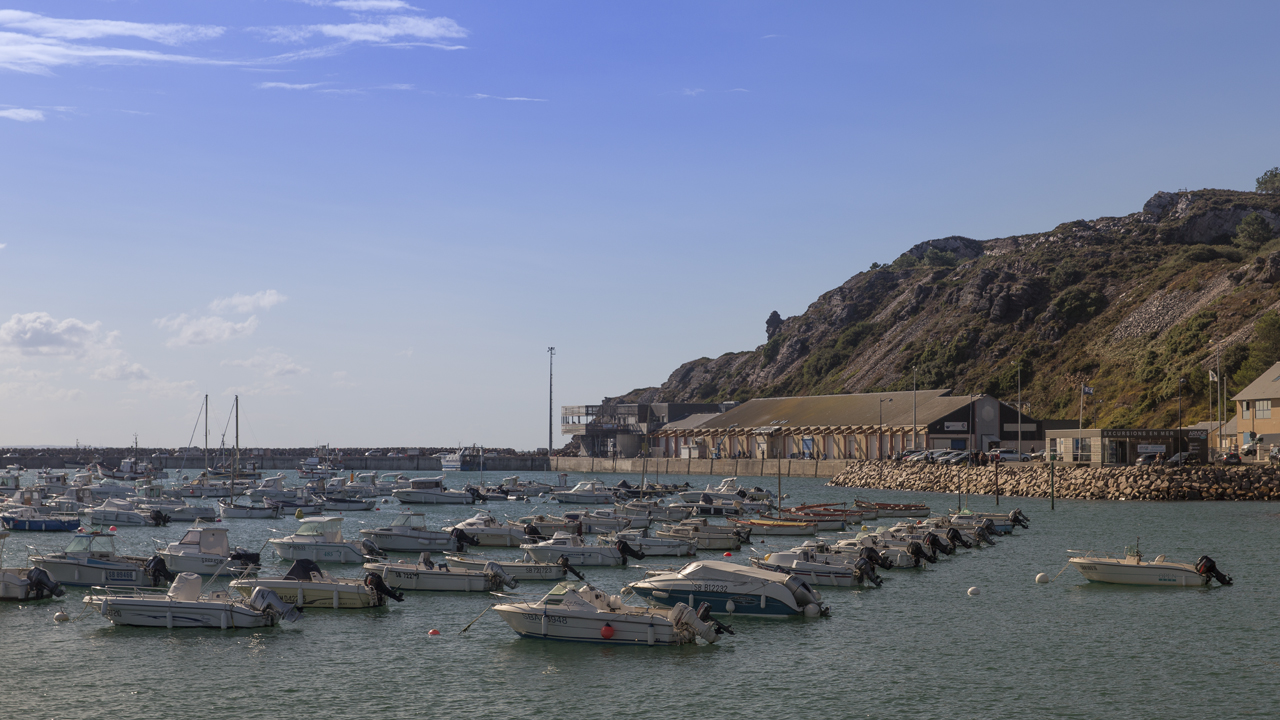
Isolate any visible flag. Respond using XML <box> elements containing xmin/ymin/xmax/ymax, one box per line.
<box><xmin>1083</xmin><ymin>386</ymin><xmax>1094</xmax><ymax>395</ymax></box>
<box><xmin>1209</xmin><ymin>371</ymin><xmax>1218</xmax><ymax>382</ymax></box>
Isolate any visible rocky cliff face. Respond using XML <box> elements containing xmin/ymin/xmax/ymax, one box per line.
<box><xmin>618</xmin><ymin>189</ymin><xmax>1280</xmax><ymax>427</ymax></box>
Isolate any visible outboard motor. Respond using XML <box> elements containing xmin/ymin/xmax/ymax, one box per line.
<box><xmin>696</xmin><ymin>602</ymin><xmax>735</xmax><ymax>636</ymax></box>
<box><xmin>248</xmin><ymin>587</ymin><xmax>303</xmax><ymax>623</ymax></box>
<box><xmin>925</xmin><ymin>532</ymin><xmax>953</xmax><ymax>556</ymax></box>
<box><xmin>360</xmin><ymin>538</ymin><xmax>386</xmax><ymax>558</ymax></box>
<box><xmin>451</xmin><ymin>527</ymin><xmax>480</xmax><ymax>548</ymax></box>
<box><xmin>229</xmin><ymin>548</ymin><xmax>261</xmax><ymax>567</ymax></box>
<box><xmin>557</xmin><ymin>555</ymin><xmax>585</xmax><ymax>581</ymax></box>
<box><xmin>853</xmin><ymin>557</ymin><xmax>882</xmax><ymax>587</ymax></box>
<box><xmin>1009</xmin><ymin>509</ymin><xmax>1030</xmax><ymax>529</ymax></box>
<box><xmin>465</xmin><ymin>486</ymin><xmax>486</xmax><ymax>503</ymax></box>
<box><xmin>25</xmin><ymin>566</ymin><xmax>65</xmax><ymax>599</ymax></box>
<box><xmin>363</xmin><ymin>572</ymin><xmax>405</xmax><ymax>602</ymax></box>
<box><xmin>144</xmin><ymin>555</ymin><xmax>175</xmax><ymax>585</ymax></box>
<box><xmin>980</xmin><ymin>517</ymin><xmax>1004</xmax><ymax>537</ymax></box>
<box><xmin>1195</xmin><ymin>556</ymin><xmax>1233</xmax><ymax>586</ymax></box>
<box><xmin>732</xmin><ymin>529</ymin><xmax>752</xmax><ymax>545</ymax></box>
<box><xmin>859</xmin><ymin>546</ymin><xmax>894</xmax><ymax>570</ymax></box>
<box><xmin>973</xmin><ymin>525</ymin><xmax>997</xmax><ymax>546</ymax></box>
<box><xmin>523</xmin><ymin>523</ymin><xmax>547</xmax><ymax>542</ymax></box>
<box><xmin>482</xmin><ymin>561</ymin><xmax>519</xmax><ymax>590</ymax></box>
<box><xmin>148</xmin><ymin>509</ymin><xmax>171</xmax><ymax>527</ymax></box>
<box><xmin>945</xmin><ymin>527</ymin><xmax>972</xmax><ymax>549</ymax></box>
<box><xmin>906</xmin><ymin>540</ymin><xmax>933</xmax><ymax>566</ymax></box>
<box><xmin>615</xmin><ymin>539</ymin><xmax>646</xmax><ymax>562</ymax></box>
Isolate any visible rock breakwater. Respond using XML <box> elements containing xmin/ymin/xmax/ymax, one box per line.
<box><xmin>827</xmin><ymin>461</ymin><xmax>1280</xmax><ymax>501</ymax></box>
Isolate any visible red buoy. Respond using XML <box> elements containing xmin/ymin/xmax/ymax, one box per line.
<box><xmin>428</xmin><ymin>629</ymin><xmax>440</xmax><ymax>636</ymax></box>
<box><xmin>109</xmin><ymin>526</ymin><xmax>117</xmax><ymax>532</ymax></box>
<box><xmin>723</xmin><ymin>552</ymin><xmax>732</xmax><ymax>557</ymax></box>
<box><xmin>600</xmin><ymin>623</ymin><xmax>614</xmax><ymax>639</ymax></box>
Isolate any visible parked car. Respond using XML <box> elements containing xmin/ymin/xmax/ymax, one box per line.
<box><xmin>1221</xmin><ymin>452</ymin><xmax>1242</xmax><ymax>466</ymax></box>
<box><xmin>989</xmin><ymin>449</ymin><xmax>1031</xmax><ymax>463</ymax></box>
<box><xmin>1135</xmin><ymin>453</ymin><xmax>1158</xmax><ymax>466</ymax></box>
<box><xmin>365</xmin><ymin>450</ymin><xmax>383</xmax><ymax>457</ymax></box>
<box><xmin>1029</xmin><ymin>449</ymin><xmax>1046</xmax><ymax>461</ymax></box>
<box><xmin>1166</xmin><ymin>452</ymin><xmax>1202</xmax><ymax>466</ymax></box>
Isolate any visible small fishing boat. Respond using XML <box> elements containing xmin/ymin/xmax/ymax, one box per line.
<box><xmin>517</xmin><ymin>514</ymin><xmax>584</xmax><ymax>538</ymax></box>
<box><xmin>314</xmin><ymin>493</ymin><xmax>376</xmax><ymax>512</ymax></box>
<box><xmin>749</xmin><ymin>549</ymin><xmax>865</xmax><ymax>587</ymax></box>
<box><xmin>218</xmin><ymin>498</ymin><xmax>284</xmax><ymax>519</ymax></box>
<box><xmin>855</xmin><ymin>499</ymin><xmax>930</xmax><ymax>518</ymax></box>
<box><xmin>443</xmin><ymin>553</ymin><xmax>570</xmax><ymax>581</ymax></box>
<box><xmin>246</xmin><ymin>474</ymin><xmax>294</xmax><ymax>501</ymax></box>
<box><xmin>392</xmin><ymin>477</ymin><xmax>475</xmax><ymax>505</ymax></box>
<box><xmin>551</xmin><ymin>481</ymin><xmax>616</xmax><ymax>504</ymax></box>
<box><xmin>157</xmin><ymin>523</ymin><xmax>260</xmax><ymax>576</ymax></box>
<box><xmin>230</xmin><ymin>558</ymin><xmax>403</xmax><ymax>608</ymax></box>
<box><xmin>80</xmin><ymin>499</ymin><xmax>160</xmax><ymax>527</ymax></box>
<box><xmin>521</xmin><ymin>531</ymin><xmax>634</xmax><ymax>566</ymax></box>
<box><xmin>615</xmin><ymin>500</ymin><xmax>692</xmax><ymax>522</ymax></box>
<box><xmin>625</xmin><ymin>560</ymin><xmax>828</xmax><ymax>618</ymax></box>
<box><xmin>359</xmin><ymin>512</ymin><xmax>476</xmax><ymax>553</ymax></box>
<box><xmin>676</xmin><ymin>478</ymin><xmax>774</xmax><ymax>504</ymax></box>
<box><xmin>31</xmin><ymin>531</ymin><xmax>172</xmax><ymax>587</ymax></box>
<box><xmin>561</xmin><ymin>508</ymin><xmax>638</xmax><ymax>532</ymax></box>
<box><xmin>655</xmin><ymin>519</ymin><xmax>749</xmax><ymax>550</ymax></box>
<box><xmin>269</xmin><ymin>516</ymin><xmax>384</xmax><ymax>564</ymax></box>
<box><xmin>445</xmin><ymin>511</ymin><xmax>531</xmax><ymax>547</ymax></box>
<box><xmin>263</xmin><ymin>495</ymin><xmax>325</xmax><ymax>516</ymax></box>
<box><xmin>761</xmin><ymin>512</ymin><xmax>844</xmax><ymax>532</ymax></box>
<box><xmin>84</xmin><ymin>572</ymin><xmax>301</xmax><ymax>628</ymax></box>
<box><xmin>363</xmin><ymin>553</ymin><xmax>519</xmax><ymax>592</ymax></box>
<box><xmin>493</xmin><ymin>581</ymin><xmax>732</xmax><ymax>645</ymax></box>
<box><xmin>726</xmin><ymin>517</ymin><xmax>817</xmax><ymax>536</ymax></box>
<box><xmin>0</xmin><ymin>531</ymin><xmax>66</xmax><ymax>600</ymax></box>
<box><xmin>599</xmin><ymin>530</ymin><xmax>696</xmax><ymax>557</ymax></box>
<box><xmin>1068</xmin><ymin>546</ymin><xmax>1232</xmax><ymax>587</ymax></box>
<box><xmin>1</xmin><ymin>506</ymin><xmax>80</xmax><ymax>531</ymax></box>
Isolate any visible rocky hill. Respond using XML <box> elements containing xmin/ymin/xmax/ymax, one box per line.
<box><xmin>616</xmin><ymin>189</ymin><xmax>1280</xmax><ymax>428</ymax></box>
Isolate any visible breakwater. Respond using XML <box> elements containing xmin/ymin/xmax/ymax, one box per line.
<box><xmin>550</xmin><ymin>456</ymin><xmax>849</xmax><ymax>479</ymax></box>
<box><xmin>828</xmin><ymin>461</ymin><xmax>1280</xmax><ymax>501</ymax></box>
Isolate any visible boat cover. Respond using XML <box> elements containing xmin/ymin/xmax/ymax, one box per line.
<box><xmin>283</xmin><ymin>558</ymin><xmax>323</xmax><ymax>580</ymax></box>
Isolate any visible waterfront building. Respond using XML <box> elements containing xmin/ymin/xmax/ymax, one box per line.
<box><xmin>648</xmin><ymin>390</ymin><xmax>1041</xmax><ymax>460</ymax></box>
<box><xmin>1232</xmin><ymin>361</ymin><xmax>1280</xmax><ymax>451</ymax></box>
<box><xmin>560</xmin><ymin>402</ymin><xmax>733</xmax><ymax>458</ymax></box>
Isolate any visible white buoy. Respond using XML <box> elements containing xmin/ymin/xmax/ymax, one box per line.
<box><xmin>967</xmin><ymin>587</ymin><xmax>980</xmax><ymax>596</ymax></box>
<box><xmin>53</xmin><ymin>611</ymin><xmax>69</xmax><ymax>622</ymax></box>
<box><xmin>1035</xmin><ymin>573</ymin><xmax>1050</xmax><ymax>584</ymax></box>
<box><xmin>724</xmin><ymin>599</ymin><xmax>736</xmax><ymax>614</ymax></box>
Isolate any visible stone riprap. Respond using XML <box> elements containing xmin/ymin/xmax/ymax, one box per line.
<box><xmin>827</xmin><ymin>461</ymin><xmax>1280</xmax><ymax>501</ymax></box>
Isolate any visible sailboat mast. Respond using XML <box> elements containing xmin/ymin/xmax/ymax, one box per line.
<box><xmin>203</xmin><ymin>394</ymin><xmax>209</xmax><ymax>474</ymax></box>
<box><xmin>234</xmin><ymin>395</ymin><xmax>240</xmax><ymax>490</ymax></box>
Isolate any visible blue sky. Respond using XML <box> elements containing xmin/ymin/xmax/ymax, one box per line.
<box><xmin>2</xmin><ymin>2</ymin><xmax>1278</xmax><ymax>450</ymax></box>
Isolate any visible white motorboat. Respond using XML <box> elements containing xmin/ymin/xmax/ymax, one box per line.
<box><xmin>176</xmin><ymin>474</ymin><xmax>235</xmax><ymax>498</ymax></box>
<box><xmin>561</xmin><ymin>509</ymin><xmax>638</xmax><ymax>532</ymax></box>
<box><xmin>615</xmin><ymin>500</ymin><xmax>692</xmax><ymax>522</ymax></box>
<box><xmin>218</xmin><ymin>499</ymin><xmax>283</xmax><ymax>519</ymax></box>
<box><xmin>138</xmin><ymin>501</ymin><xmax>217</xmax><ymax>523</ymax></box>
<box><xmin>444</xmin><ymin>512</ymin><xmax>531</xmax><ymax>547</ymax></box>
<box><xmin>246</xmin><ymin>474</ymin><xmax>293</xmax><ymax>501</ymax></box>
<box><xmin>87</xmin><ymin>481</ymin><xmax>135</xmax><ymax>501</ymax></box>
<box><xmin>0</xmin><ymin>531</ymin><xmax>66</xmax><ymax>600</ymax></box>
<box><xmin>494</xmin><ymin>476</ymin><xmax>554</xmax><ymax>498</ymax></box>
<box><xmin>521</xmin><ymin>531</ymin><xmax>628</xmax><ymax>566</ymax></box>
<box><xmin>551</xmin><ymin>481</ymin><xmax>616</xmax><ymax>504</ymax></box>
<box><xmin>831</xmin><ymin>529</ymin><xmax>941</xmax><ymax>568</ymax></box>
<box><xmin>363</xmin><ymin>553</ymin><xmax>519</xmax><ymax>592</ymax></box>
<box><xmin>676</xmin><ymin>477</ymin><xmax>774</xmax><ymax>504</ymax></box>
<box><xmin>79</xmin><ymin>499</ymin><xmax>161</xmax><ymax>527</ymax></box>
<box><xmin>655</xmin><ymin>523</ymin><xmax>742</xmax><ymax>551</ymax></box>
<box><xmin>494</xmin><ymin>581</ymin><xmax>731</xmax><ymax>645</ymax></box>
<box><xmin>314</xmin><ymin>493</ymin><xmax>376</xmax><ymax>512</ymax></box>
<box><xmin>359</xmin><ymin>512</ymin><xmax>473</xmax><ymax>553</ymax></box>
<box><xmin>31</xmin><ymin>531</ymin><xmax>168</xmax><ymax>587</ymax></box>
<box><xmin>749</xmin><ymin>550</ymin><xmax>861</xmax><ymax>587</ymax></box>
<box><xmin>230</xmin><ymin>558</ymin><xmax>402</xmax><ymax>608</ymax></box>
<box><xmin>375</xmin><ymin>473</ymin><xmax>413</xmax><ymax>494</ymax></box>
<box><xmin>157</xmin><ymin>523</ymin><xmax>260</xmax><ymax>576</ymax></box>
<box><xmin>599</xmin><ymin>530</ymin><xmax>696</xmax><ymax>557</ymax></box>
<box><xmin>442</xmin><ymin>553</ymin><xmax>570</xmax><ymax>581</ymax></box>
<box><xmin>517</xmin><ymin>514</ymin><xmax>585</xmax><ymax>537</ymax></box>
<box><xmin>392</xmin><ymin>477</ymin><xmax>475</xmax><ymax>505</ymax></box>
<box><xmin>269</xmin><ymin>516</ymin><xmax>383</xmax><ymax>564</ymax></box>
<box><xmin>625</xmin><ymin>560</ymin><xmax>828</xmax><ymax>618</ymax></box>
<box><xmin>726</xmin><ymin>517</ymin><xmax>818</xmax><ymax>536</ymax></box>
<box><xmin>1068</xmin><ymin>547</ymin><xmax>1232</xmax><ymax>587</ymax></box>
<box><xmin>1</xmin><ymin>506</ymin><xmax>81</xmax><ymax>531</ymax></box>
<box><xmin>84</xmin><ymin>572</ymin><xmax>301</xmax><ymax>628</ymax></box>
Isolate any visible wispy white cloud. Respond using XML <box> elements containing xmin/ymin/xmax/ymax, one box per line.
<box><xmin>332</xmin><ymin>0</ymin><xmax>416</xmax><ymax>10</ymax></box>
<box><xmin>727</xmin><ymin>88</ymin><xmax>749</xmax><ymax>93</ymax></box>
<box><xmin>681</xmin><ymin>88</ymin><xmax>704</xmax><ymax>96</ymax></box>
<box><xmin>257</xmin><ymin>16</ymin><xmax>466</xmax><ymax>46</ymax></box>
<box><xmin>0</xmin><ymin>312</ymin><xmax>115</xmax><ymax>358</ymax></box>
<box><xmin>209</xmin><ymin>290</ymin><xmax>287</xmax><ymax>313</ymax></box>
<box><xmin>156</xmin><ymin>314</ymin><xmax>259</xmax><ymax>347</ymax></box>
<box><xmin>257</xmin><ymin>81</ymin><xmax>323</xmax><ymax>90</ymax></box>
<box><xmin>92</xmin><ymin>361</ymin><xmax>151</xmax><ymax>381</ymax></box>
<box><xmin>0</xmin><ymin>107</ymin><xmax>43</xmax><ymax>121</ymax></box>
<box><xmin>222</xmin><ymin>350</ymin><xmax>309</xmax><ymax>377</ymax></box>
<box><xmin>0</xmin><ymin>28</ymin><xmax>230</xmax><ymax>74</ymax></box>
<box><xmin>379</xmin><ymin>83</ymin><xmax>413</xmax><ymax>90</ymax></box>
<box><xmin>469</xmin><ymin>94</ymin><xmax>547</xmax><ymax>102</ymax></box>
<box><xmin>0</xmin><ymin>243</ymin><xmax>6</xmax><ymax>249</ymax></box>
<box><xmin>0</xmin><ymin>10</ymin><xmax>224</xmax><ymax>45</ymax></box>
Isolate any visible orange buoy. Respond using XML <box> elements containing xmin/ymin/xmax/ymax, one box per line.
<box><xmin>600</xmin><ymin>623</ymin><xmax>614</xmax><ymax>639</ymax></box>
<box><xmin>428</xmin><ymin>629</ymin><xmax>441</xmax><ymax>636</ymax></box>
<box><xmin>109</xmin><ymin>526</ymin><xmax>117</xmax><ymax>532</ymax></box>
<box><xmin>723</xmin><ymin>552</ymin><xmax>732</xmax><ymax>557</ymax></box>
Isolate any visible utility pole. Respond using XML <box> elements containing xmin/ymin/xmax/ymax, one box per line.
<box><xmin>1016</xmin><ymin>362</ymin><xmax>1023</xmax><ymax>460</ymax></box>
<box><xmin>548</xmin><ymin>347</ymin><xmax>556</xmax><ymax>459</ymax></box>
<box><xmin>1178</xmin><ymin>377</ymin><xmax>1186</xmax><ymax>459</ymax></box>
<box><xmin>912</xmin><ymin>367</ymin><xmax>917</xmax><ymax>451</ymax></box>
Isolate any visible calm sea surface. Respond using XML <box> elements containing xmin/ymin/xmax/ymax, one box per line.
<box><xmin>2</xmin><ymin>470</ymin><xmax>1277</xmax><ymax>720</ymax></box>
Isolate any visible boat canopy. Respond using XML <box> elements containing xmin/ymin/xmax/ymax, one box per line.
<box><xmin>296</xmin><ymin>517</ymin><xmax>344</xmax><ymax>539</ymax></box>
<box><xmin>678</xmin><ymin>560</ymin><xmax>789</xmax><ymax>583</ymax></box>
<box><xmin>64</xmin><ymin>533</ymin><xmax>117</xmax><ymax>554</ymax></box>
<box><xmin>389</xmin><ymin>513</ymin><xmax>427</xmax><ymax>528</ymax></box>
<box><xmin>167</xmin><ymin>572</ymin><xmax>202</xmax><ymax>601</ymax></box>
<box><xmin>177</xmin><ymin>527</ymin><xmax>230</xmax><ymax>555</ymax></box>
<box><xmin>408</xmin><ymin>479</ymin><xmax>444</xmax><ymax>489</ymax></box>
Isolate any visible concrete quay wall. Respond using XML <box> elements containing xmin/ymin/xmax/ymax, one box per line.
<box><xmin>828</xmin><ymin>461</ymin><xmax>1280</xmax><ymax>501</ymax></box>
<box><xmin>550</xmin><ymin>456</ymin><xmax>849</xmax><ymax>479</ymax></box>
<box><xmin>153</xmin><ymin>456</ymin><xmax>550</xmax><ymax>473</ymax></box>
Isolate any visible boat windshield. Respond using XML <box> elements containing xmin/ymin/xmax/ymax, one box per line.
<box><xmin>65</xmin><ymin>534</ymin><xmax>116</xmax><ymax>554</ymax></box>
<box><xmin>390</xmin><ymin>514</ymin><xmax>426</xmax><ymax>528</ymax></box>
<box><xmin>179</xmin><ymin>530</ymin><xmax>202</xmax><ymax>545</ymax></box>
<box><xmin>296</xmin><ymin>519</ymin><xmax>341</xmax><ymax>537</ymax></box>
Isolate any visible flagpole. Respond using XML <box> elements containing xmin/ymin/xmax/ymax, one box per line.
<box><xmin>1078</xmin><ymin>383</ymin><xmax>1085</xmax><ymax>463</ymax></box>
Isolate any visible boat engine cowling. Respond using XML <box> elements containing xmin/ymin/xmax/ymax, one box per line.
<box><xmin>906</xmin><ymin>540</ymin><xmax>933</xmax><ymax>566</ymax></box>
<box><xmin>696</xmin><ymin>602</ymin><xmax>734</xmax><ymax>636</ymax></box>
<box><xmin>925</xmin><ymin>532</ymin><xmax>953</xmax><ymax>556</ymax></box>
<box><xmin>615</xmin><ymin>539</ymin><xmax>646</xmax><ymax>561</ymax></box>
<box><xmin>1195</xmin><ymin>555</ymin><xmax>1233</xmax><ymax>585</ymax></box>
<box><xmin>148</xmin><ymin>509</ymin><xmax>171</xmax><ymax>527</ymax></box>
<box><xmin>249</xmin><ymin>587</ymin><xmax>303</xmax><ymax>623</ymax></box>
<box><xmin>483</xmin><ymin>561</ymin><xmax>519</xmax><ymax>590</ymax></box>
<box><xmin>670</xmin><ymin>602</ymin><xmax>720</xmax><ymax>644</ymax></box>
<box><xmin>144</xmin><ymin>555</ymin><xmax>175</xmax><ymax>585</ymax></box>
<box><xmin>523</xmin><ymin>523</ymin><xmax>547</xmax><ymax>542</ymax></box>
<box><xmin>557</xmin><ymin>556</ymin><xmax>585</xmax><ymax>581</ymax></box>
<box><xmin>853</xmin><ymin>557</ymin><xmax>882</xmax><ymax>587</ymax></box>
<box><xmin>25</xmin><ymin>566</ymin><xmax>64</xmax><ymax>599</ymax></box>
<box><xmin>1009</xmin><ymin>509</ymin><xmax>1030</xmax><ymax>529</ymax></box>
<box><xmin>945</xmin><ymin>527</ymin><xmax>972</xmax><ymax>549</ymax></box>
<box><xmin>363</xmin><ymin>571</ymin><xmax>404</xmax><ymax>602</ymax></box>
<box><xmin>361</xmin><ymin>539</ymin><xmax>386</xmax><ymax>558</ymax></box>
<box><xmin>859</xmin><ymin>546</ymin><xmax>893</xmax><ymax>570</ymax></box>
<box><xmin>451</xmin><ymin>527</ymin><xmax>480</xmax><ymax>549</ymax></box>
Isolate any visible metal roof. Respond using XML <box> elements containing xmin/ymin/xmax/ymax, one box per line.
<box><xmin>686</xmin><ymin>390</ymin><xmax>976</xmax><ymax>432</ymax></box>
<box><xmin>1232</xmin><ymin>362</ymin><xmax>1280</xmax><ymax>402</ymax></box>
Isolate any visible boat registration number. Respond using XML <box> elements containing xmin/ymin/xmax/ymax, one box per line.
<box><xmin>106</xmin><ymin>570</ymin><xmax>136</xmax><ymax>582</ymax></box>
<box><xmin>521</xmin><ymin>613</ymin><xmax>567</xmax><ymax>624</ymax></box>
<box><xmin>1077</xmin><ymin>565</ymin><xmax>1097</xmax><ymax>571</ymax></box>
<box><xmin>691</xmin><ymin>584</ymin><xmax>728</xmax><ymax>593</ymax></box>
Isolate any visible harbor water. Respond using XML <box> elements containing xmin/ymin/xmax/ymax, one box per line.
<box><xmin>3</xmin><ymin>470</ymin><xmax>1277</xmax><ymax>719</ymax></box>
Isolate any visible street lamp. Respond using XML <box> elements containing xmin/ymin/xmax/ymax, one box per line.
<box><xmin>879</xmin><ymin>397</ymin><xmax>893</xmax><ymax>486</ymax></box>
<box><xmin>1178</xmin><ymin>377</ymin><xmax>1186</xmax><ymax>461</ymax></box>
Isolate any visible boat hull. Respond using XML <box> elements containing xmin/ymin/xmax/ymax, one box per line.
<box><xmin>269</xmin><ymin>540</ymin><xmax>366</xmax><ymax>564</ymax></box>
<box><xmin>1069</xmin><ymin>558</ymin><xmax>1209</xmax><ymax>587</ymax></box>
<box><xmin>359</xmin><ymin>530</ymin><xmax>459</xmax><ymax>553</ymax></box>
<box><xmin>494</xmin><ymin>606</ymin><xmax>685</xmax><ymax>645</ymax></box>
<box><xmin>230</xmin><ymin>579</ymin><xmax>381</xmax><ymax>608</ymax></box>
<box><xmin>32</xmin><ymin>557</ymin><xmax>155</xmax><ymax>587</ymax></box>
<box><xmin>522</xmin><ymin>546</ymin><xmax>624</xmax><ymax>566</ymax></box>
<box><xmin>366</xmin><ymin>563</ymin><xmax>497</xmax><ymax>592</ymax></box>
<box><xmin>629</xmin><ymin>585</ymin><xmax>800</xmax><ymax>617</ymax></box>
<box><xmin>392</xmin><ymin>490</ymin><xmax>474</xmax><ymax>504</ymax></box>
<box><xmin>442</xmin><ymin>557</ymin><xmax>568</xmax><ymax>580</ymax></box>
<box><xmin>1</xmin><ymin>516</ymin><xmax>79</xmax><ymax>531</ymax></box>
<box><xmin>158</xmin><ymin>552</ymin><xmax>254</xmax><ymax>577</ymax></box>
<box><xmin>84</xmin><ymin>596</ymin><xmax>276</xmax><ymax>628</ymax></box>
